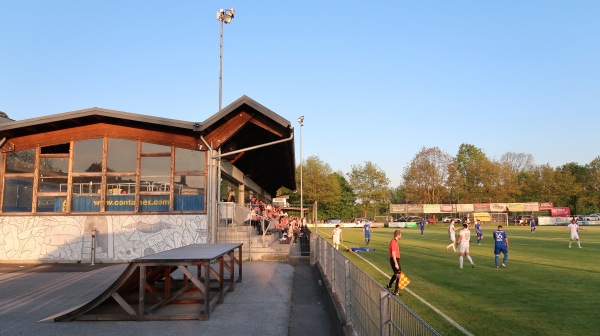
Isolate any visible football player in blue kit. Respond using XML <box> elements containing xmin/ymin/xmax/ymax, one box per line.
<box><xmin>363</xmin><ymin>222</ymin><xmax>372</xmax><ymax>245</ymax></box>
<box><xmin>475</xmin><ymin>219</ymin><xmax>483</xmax><ymax>245</ymax></box>
<box><xmin>493</xmin><ymin>225</ymin><xmax>509</xmax><ymax>268</ymax></box>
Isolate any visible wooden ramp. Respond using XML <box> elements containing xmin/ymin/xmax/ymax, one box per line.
<box><xmin>41</xmin><ymin>243</ymin><xmax>243</xmax><ymax>322</ymax></box>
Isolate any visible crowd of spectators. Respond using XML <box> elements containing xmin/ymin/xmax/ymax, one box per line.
<box><xmin>244</xmin><ymin>196</ymin><xmax>305</xmax><ymax>243</ymax></box>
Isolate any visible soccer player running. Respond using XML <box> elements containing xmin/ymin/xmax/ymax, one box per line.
<box><xmin>457</xmin><ymin>223</ymin><xmax>475</xmax><ymax>268</ymax></box>
<box><xmin>566</xmin><ymin>218</ymin><xmax>584</xmax><ymax>248</ymax></box>
<box><xmin>386</xmin><ymin>230</ymin><xmax>402</xmax><ymax>296</ymax></box>
<box><xmin>493</xmin><ymin>225</ymin><xmax>509</xmax><ymax>268</ymax></box>
<box><xmin>475</xmin><ymin>219</ymin><xmax>483</xmax><ymax>245</ymax></box>
<box><xmin>363</xmin><ymin>221</ymin><xmax>372</xmax><ymax>245</ymax></box>
<box><xmin>446</xmin><ymin>220</ymin><xmax>458</xmax><ymax>252</ymax></box>
<box><xmin>331</xmin><ymin>224</ymin><xmax>343</xmax><ymax>250</ymax></box>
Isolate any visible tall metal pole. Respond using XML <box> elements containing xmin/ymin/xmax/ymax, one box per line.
<box><xmin>215</xmin><ymin>9</ymin><xmax>233</xmax><ymax>241</ymax></box>
<box><xmin>217</xmin><ymin>8</ymin><xmax>234</xmax><ymax>111</ymax></box>
<box><xmin>298</xmin><ymin>116</ymin><xmax>304</xmax><ymax>221</ymax></box>
<box><xmin>300</xmin><ymin>123</ymin><xmax>303</xmax><ymax>219</ymax></box>
<box><xmin>219</xmin><ymin>19</ymin><xmax>224</xmax><ymax>112</ymax></box>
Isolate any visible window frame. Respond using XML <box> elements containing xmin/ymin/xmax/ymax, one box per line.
<box><xmin>1</xmin><ymin>136</ymin><xmax>207</xmax><ymax>214</ymax></box>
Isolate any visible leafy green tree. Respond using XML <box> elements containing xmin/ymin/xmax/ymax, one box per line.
<box><xmin>375</xmin><ymin>186</ymin><xmax>396</xmax><ymax>217</ymax></box>
<box><xmin>402</xmin><ymin>146</ymin><xmax>452</xmax><ymax>204</ymax></box>
<box><xmin>490</xmin><ymin>159</ymin><xmax>520</xmax><ymax>202</ymax></box>
<box><xmin>390</xmin><ymin>185</ymin><xmax>408</xmax><ymax>204</ymax></box>
<box><xmin>348</xmin><ymin>161</ymin><xmax>390</xmax><ymax>218</ymax></box>
<box><xmin>558</xmin><ymin>163</ymin><xmax>587</xmax><ymax>214</ymax></box>
<box><xmin>277</xmin><ymin>155</ymin><xmax>341</xmax><ymax>220</ymax></box>
<box><xmin>302</xmin><ymin>156</ymin><xmax>340</xmax><ymax>205</ymax></box>
<box><xmin>318</xmin><ymin>172</ymin><xmax>358</xmax><ymax>221</ymax></box>
<box><xmin>517</xmin><ymin>164</ymin><xmax>552</xmax><ymax>202</ymax></box>
<box><xmin>518</xmin><ymin>164</ymin><xmax>579</xmax><ymax>211</ymax></box>
<box><xmin>450</xmin><ymin>144</ymin><xmax>495</xmax><ymax>203</ymax></box>
<box><xmin>586</xmin><ymin>156</ymin><xmax>600</xmax><ymax>211</ymax></box>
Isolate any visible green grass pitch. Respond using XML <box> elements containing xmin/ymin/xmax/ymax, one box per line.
<box><xmin>319</xmin><ymin>224</ymin><xmax>600</xmax><ymax>336</ymax></box>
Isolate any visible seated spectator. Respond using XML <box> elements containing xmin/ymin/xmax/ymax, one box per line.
<box><xmin>251</xmin><ymin>206</ymin><xmax>262</xmax><ymax>232</ymax></box>
<box><xmin>268</xmin><ymin>218</ymin><xmax>284</xmax><ymax>238</ymax></box>
<box><xmin>243</xmin><ymin>211</ymin><xmax>252</xmax><ymax>226</ymax></box>
<box><xmin>280</xmin><ymin>213</ymin><xmax>289</xmax><ymax>229</ymax></box>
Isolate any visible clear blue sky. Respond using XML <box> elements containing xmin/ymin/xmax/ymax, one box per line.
<box><xmin>1</xmin><ymin>1</ymin><xmax>599</xmax><ymax>187</ymax></box>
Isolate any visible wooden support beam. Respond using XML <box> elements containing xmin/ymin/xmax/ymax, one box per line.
<box><xmin>111</xmin><ymin>292</ymin><xmax>137</xmax><ymax>316</ymax></box>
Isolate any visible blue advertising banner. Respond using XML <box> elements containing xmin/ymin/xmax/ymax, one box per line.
<box><xmin>54</xmin><ymin>195</ymin><xmax>205</xmax><ymax>212</ymax></box>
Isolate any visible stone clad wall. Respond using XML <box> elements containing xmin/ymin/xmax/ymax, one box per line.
<box><xmin>0</xmin><ymin>214</ymin><xmax>208</xmax><ymax>263</ymax></box>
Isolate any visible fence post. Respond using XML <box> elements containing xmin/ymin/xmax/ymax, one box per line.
<box><xmin>322</xmin><ymin>238</ymin><xmax>326</xmax><ymax>268</ymax></box>
<box><xmin>344</xmin><ymin>259</ymin><xmax>351</xmax><ymax>325</ymax></box>
<box><xmin>380</xmin><ymin>292</ymin><xmax>390</xmax><ymax>336</ymax></box>
<box><xmin>90</xmin><ymin>229</ymin><xmax>97</xmax><ymax>266</ymax></box>
<box><xmin>324</xmin><ymin>239</ymin><xmax>327</xmax><ymax>274</ymax></box>
<box><xmin>331</xmin><ymin>248</ymin><xmax>336</xmax><ymax>293</ymax></box>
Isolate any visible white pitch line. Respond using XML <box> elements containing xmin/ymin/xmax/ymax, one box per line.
<box><xmin>329</xmin><ymin>235</ymin><xmax>474</xmax><ymax>336</ymax></box>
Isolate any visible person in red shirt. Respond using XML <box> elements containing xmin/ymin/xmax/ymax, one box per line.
<box><xmin>386</xmin><ymin>230</ymin><xmax>402</xmax><ymax>295</ymax></box>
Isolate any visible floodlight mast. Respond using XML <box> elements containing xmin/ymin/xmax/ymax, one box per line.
<box><xmin>216</xmin><ymin>8</ymin><xmax>235</xmax><ymax>111</ymax></box>
<box><xmin>298</xmin><ymin>116</ymin><xmax>304</xmax><ymax>226</ymax></box>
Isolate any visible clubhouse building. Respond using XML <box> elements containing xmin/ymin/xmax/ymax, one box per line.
<box><xmin>0</xmin><ymin>96</ymin><xmax>296</xmax><ymax>262</ymax></box>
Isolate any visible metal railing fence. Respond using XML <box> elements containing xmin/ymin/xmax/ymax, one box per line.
<box><xmin>313</xmin><ymin>235</ymin><xmax>440</xmax><ymax>336</ymax></box>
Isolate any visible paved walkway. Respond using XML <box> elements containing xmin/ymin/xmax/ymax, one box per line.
<box><xmin>0</xmin><ymin>261</ymin><xmax>343</xmax><ymax>336</ymax></box>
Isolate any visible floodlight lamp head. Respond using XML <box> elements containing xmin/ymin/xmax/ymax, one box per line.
<box><xmin>217</xmin><ymin>8</ymin><xmax>234</xmax><ymax>23</ymax></box>
<box><xmin>297</xmin><ymin>116</ymin><xmax>304</xmax><ymax>125</ymax></box>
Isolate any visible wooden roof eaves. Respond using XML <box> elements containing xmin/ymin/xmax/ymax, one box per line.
<box><xmin>0</xmin><ymin>107</ymin><xmax>197</xmax><ymax>133</ymax></box>
<box><xmin>203</xmin><ymin>110</ymin><xmax>291</xmax><ymax>151</ymax></box>
<box><xmin>203</xmin><ymin>112</ymin><xmax>253</xmax><ymax>149</ymax></box>
<box><xmin>199</xmin><ymin>95</ymin><xmax>292</xmax><ymax>131</ymax></box>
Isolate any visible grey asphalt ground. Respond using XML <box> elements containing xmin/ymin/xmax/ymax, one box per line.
<box><xmin>0</xmin><ymin>261</ymin><xmax>343</xmax><ymax>336</ymax></box>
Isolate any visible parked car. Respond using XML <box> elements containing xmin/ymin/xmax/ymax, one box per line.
<box><xmin>584</xmin><ymin>214</ymin><xmax>600</xmax><ymax>221</ymax></box>
<box><xmin>394</xmin><ymin>217</ymin><xmax>407</xmax><ymax>222</ymax></box>
<box><xmin>406</xmin><ymin>216</ymin><xmax>424</xmax><ymax>222</ymax></box>
<box><xmin>442</xmin><ymin>216</ymin><xmax>461</xmax><ymax>223</ymax></box>
<box><xmin>353</xmin><ymin>217</ymin><xmax>373</xmax><ymax>224</ymax></box>
<box><xmin>442</xmin><ymin>216</ymin><xmax>459</xmax><ymax>223</ymax></box>
<box><xmin>324</xmin><ymin>218</ymin><xmax>341</xmax><ymax>224</ymax></box>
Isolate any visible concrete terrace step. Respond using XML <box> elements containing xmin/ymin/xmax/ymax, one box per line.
<box><xmin>245</xmin><ymin>245</ymin><xmax>290</xmax><ymax>261</ymax></box>
<box><xmin>217</xmin><ymin>225</ymin><xmax>292</xmax><ymax>261</ymax></box>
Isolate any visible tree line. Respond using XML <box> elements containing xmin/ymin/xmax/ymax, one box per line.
<box><xmin>278</xmin><ymin>144</ymin><xmax>600</xmax><ymax>221</ymax></box>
